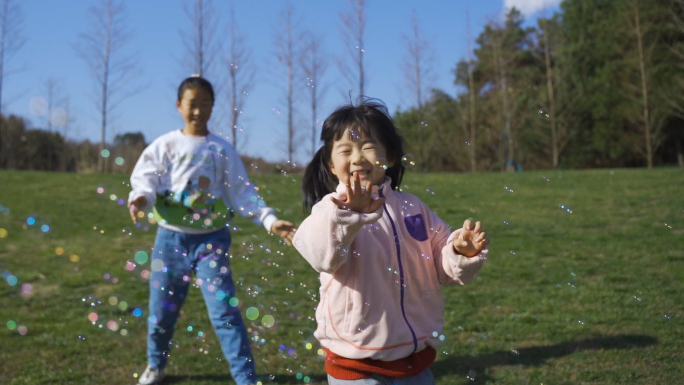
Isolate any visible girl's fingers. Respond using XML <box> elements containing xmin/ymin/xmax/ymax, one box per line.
<box><xmin>344</xmin><ymin>176</ymin><xmax>353</xmax><ymax>195</ymax></box>
<box><xmin>463</xmin><ymin>219</ymin><xmax>473</xmax><ymax>231</ymax></box>
<box><xmin>353</xmin><ymin>172</ymin><xmax>361</xmax><ymax>195</ymax></box>
<box><xmin>330</xmin><ymin>197</ymin><xmax>348</xmax><ymax>210</ymax></box>
<box><xmin>473</xmin><ymin>221</ymin><xmax>482</xmax><ymax>233</ymax></box>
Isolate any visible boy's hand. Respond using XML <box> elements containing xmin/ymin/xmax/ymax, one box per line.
<box><xmin>453</xmin><ymin>219</ymin><xmax>489</xmax><ymax>258</ymax></box>
<box><xmin>330</xmin><ymin>173</ymin><xmax>385</xmax><ymax>214</ymax></box>
<box><xmin>128</xmin><ymin>196</ymin><xmax>147</xmax><ymax>224</ymax></box>
<box><xmin>271</xmin><ymin>220</ymin><xmax>296</xmax><ymax>246</ymax></box>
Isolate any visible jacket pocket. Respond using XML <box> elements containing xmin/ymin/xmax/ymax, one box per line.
<box><xmin>404</xmin><ymin>214</ymin><xmax>428</xmax><ymax>241</ymax></box>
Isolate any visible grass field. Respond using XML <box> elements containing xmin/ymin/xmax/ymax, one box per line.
<box><xmin>0</xmin><ymin>168</ymin><xmax>682</xmax><ymax>385</ymax></box>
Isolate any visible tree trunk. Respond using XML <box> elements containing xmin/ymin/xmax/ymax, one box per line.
<box><xmin>634</xmin><ymin>1</ymin><xmax>652</xmax><ymax>169</ymax></box>
<box><xmin>466</xmin><ymin>12</ymin><xmax>477</xmax><ymax>172</ymax></box>
<box><xmin>542</xmin><ymin>22</ymin><xmax>559</xmax><ymax>168</ymax></box>
<box><xmin>494</xmin><ymin>35</ymin><xmax>513</xmax><ymax>171</ymax></box>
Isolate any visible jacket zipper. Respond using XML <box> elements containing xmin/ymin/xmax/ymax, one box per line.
<box><xmin>380</xmin><ymin>190</ymin><xmax>418</xmax><ymax>353</ymax></box>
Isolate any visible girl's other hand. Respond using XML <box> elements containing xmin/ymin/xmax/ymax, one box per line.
<box><xmin>330</xmin><ymin>173</ymin><xmax>385</xmax><ymax>214</ymax></box>
<box><xmin>453</xmin><ymin>219</ymin><xmax>489</xmax><ymax>258</ymax></box>
<box><xmin>271</xmin><ymin>220</ymin><xmax>296</xmax><ymax>246</ymax></box>
<box><xmin>128</xmin><ymin>196</ymin><xmax>147</xmax><ymax>224</ymax></box>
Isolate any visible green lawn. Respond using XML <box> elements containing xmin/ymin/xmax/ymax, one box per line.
<box><xmin>0</xmin><ymin>168</ymin><xmax>682</xmax><ymax>385</ymax></box>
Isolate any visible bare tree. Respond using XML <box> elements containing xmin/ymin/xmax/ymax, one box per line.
<box><xmin>0</xmin><ymin>0</ymin><xmax>24</xmax><ymax>170</ymax></box>
<box><xmin>300</xmin><ymin>31</ymin><xmax>328</xmax><ymax>158</ymax></box>
<box><xmin>181</xmin><ymin>0</ymin><xmax>221</xmax><ymax>79</ymax></box>
<box><xmin>224</xmin><ymin>3</ymin><xmax>255</xmax><ymax>150</ymax></box>
<box><xmin>465</xmin><ymin>10</ymin><xmax>478</xmax><ymax>172</ymax></box>
<box><xmin>273</xmin><ymin>4</ymin><xmax>302</xmax><ymax>163</ymax></box>
<box><xmin>532</xmin><ymin>14</ymin><xmax>580</xmax><ymax>170</ymax></box>
<box><xmin>624</xmin><ymin>0</ymin><xmax>669</xmax><ymax>169</ymax></box>
<box><xmin>538</xmin><ymin>18</ymin><xmax>560</xmax><ymax>168</ymax></box>
<box><xmin>43</xmin><ymin>77</ymin><xmax>64</xmax><ymax>169</ymax></box>
<box><xmin>339</xmin><ymin>0</ymin><xmax>367</xmax><ymax>98</ymax></box>
<box><xmin>43</xmin><ymin>77</ymin><xmax>67</xmax><ymax>133</ymax></box>
<box><xmin>401</xmin><ymin>8</ymin><xmax>435</xmax><ymax>170</ymax></box>
<box><xmin>402</xmin><ymin>9</ymin><xmax>434</xmax><ymax>110</ymax></box>
<box><xmin>667</xmin><ymin>0</ymin><xmax>684</xmax><ymax>167</ymax></box>
<box><xmin>76</xmin><ymin>0</ymin><xmax>140</xmax><ymax>173</ymax></box>
<box><xmin>491</xmin><ymin>27</ymin><xmax>514</xmax><ymax>171</ymax></box>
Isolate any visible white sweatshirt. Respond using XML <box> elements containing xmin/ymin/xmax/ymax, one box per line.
<box><xmin>128</xmin><ymin>129</ymin><xmax>277</xmax><ymax>234</ymax></box>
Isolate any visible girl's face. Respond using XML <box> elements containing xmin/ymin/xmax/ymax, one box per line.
<box><xmin>328</xmin><ymin>127</ymin><xmax>393</xmax><ymax>186</ymax></box>
<box><xmin>176</xmin><ymin>87</ymin><xmax>213</xmax><ymax>135</ymax></box>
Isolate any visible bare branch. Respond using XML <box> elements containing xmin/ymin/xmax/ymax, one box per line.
<box><xmin>338</xmin><ymin>0</ymin><xmax>367</xmax><ymax>97</ymax></box>
<box><xmin>74</xmin><ymin>0</ymin><xmax>142</xmax><ymax>173</ymax></box>
<box><xmin>180</xmin><ymin>0</ymin><xmax>223</xmax><ymax>79</ymax></box>
<box><xmin>300</xmin><ymin>31</ymin><xmax>329</xmax><ymax>157</ymax></box>
<box><xmin>224</xmin><ymin>3</ymin><xmax>256</xmax><ymax>150</ymax></box>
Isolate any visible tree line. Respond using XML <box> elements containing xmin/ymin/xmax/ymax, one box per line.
<box><xmin>0</xmin><ymin>0</ymin><xmax>682</xmax><ymax>174</ymax></box>
<box><xmin>395</xmin><ymin>0</ymin><xmax>684</xmax><ymax>171</ymax></box>
<box><xmin>0</xmin><ymin>114</ymin><xmax>145</xmax><ymax>173</ymax></box>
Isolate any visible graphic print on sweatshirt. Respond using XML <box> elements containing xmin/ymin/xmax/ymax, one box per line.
<box><xmin>153</xmin><ymin>146</ymin><xmax>232</xmax><ymax>229</ymax></box>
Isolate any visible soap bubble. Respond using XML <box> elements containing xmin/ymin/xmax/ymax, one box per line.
<box><xmin>336</xmin><ymin>244</ymin><xmax>348</xmax><ymax>256</ymax></box>
<box><xmin>374</xmin><ymin>157</ymin><xmax>389</xmax><ymax>171</ymax></box>
<box><xmin>401</xmin><ymin>154</ymin><xmax>416</xmax><ymax>168</ymax></box>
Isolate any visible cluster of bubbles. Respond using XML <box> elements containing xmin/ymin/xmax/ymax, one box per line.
<box><xmin>25</xmin><ymin>216</ymin><xmax>51</xmax><ymax>233</ymax></box>
<box><xmin>96</xmin><ymin>184</ymin><xmax>152</xmax><ymax>232</ymax></box>
<box><xmin>81</xmin><ymin>291</ymin><xmax>145</xmax><ymax>339</ymax></box>
<box><xmin>6</xmin><ymin>320</ymin><xmax>28</xmax><ymax>336</ymax></box>
<box><xmin>559</xmin><ymin>204</ymin><xmax>573</xmax><ymax>214</ymax></box>
<box><xmin>99</xmin><ymin>149</ymin><xmax>126</xmax><ymax>166</ymax></box>
<box><xmin>29</xmin><ymin>96</ymin><xmax>67</xmax><ymax>126</ymax></box>
<box><xmin>558</xmin><ymin>271</ymin><xmax>578</xmax><ymax>289</ymax></box>
<box><xmin>2</xmin><ymin>268</ymin><xmax>19</xmax><ymax>287</ymax></box>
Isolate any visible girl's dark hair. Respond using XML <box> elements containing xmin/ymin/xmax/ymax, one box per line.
<box><xmin>302</xmin><ymin>98</ymin><xmax>405</xmax><ymax>211</ymax></box>
<box><xmin>177</xmin><ymin>76</ymin><xmax>215</xmax><ymax>105</ymax></box>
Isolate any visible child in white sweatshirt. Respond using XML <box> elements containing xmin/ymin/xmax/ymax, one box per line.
<box><xmin>128</xmin><ymin>76</ymin><xmax>295</xmax><ymax>385</ymax></box>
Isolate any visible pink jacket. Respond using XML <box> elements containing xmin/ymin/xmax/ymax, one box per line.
<box><xmin>293</xmin><ymin>178</ymin><xmax>488</xmax><ymax>361</ymax></box>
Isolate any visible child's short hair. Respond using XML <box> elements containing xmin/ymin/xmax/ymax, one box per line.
<box><xmin>177</xmin><ymin>76</ymin><xmax>215</xmax><ymax>105</ymax></box>
<box><xmin>302</xmin><ymin>98</ymin><xmax>406</xmax><ymax>210</ymax></box>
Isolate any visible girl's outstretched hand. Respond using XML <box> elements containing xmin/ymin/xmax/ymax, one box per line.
<box><xmin>271</xmin><ymin>220</ymin><xmax>296</xmax><ymax>246</ymax></box>
<box><xmin>453</xmin><ymin>219</ymin><xmax>489</xmax><ymax>258</ymax></box>
<box><xmin>330</xmin><ymin>173</ymin><xmax>385</xmax><ymax>214</ymax></box>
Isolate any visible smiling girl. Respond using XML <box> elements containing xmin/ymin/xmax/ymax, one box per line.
<box><xmin>293</xmin><ymin>99</ymin><xmax>490</xmax><ymax>385</ymax></box>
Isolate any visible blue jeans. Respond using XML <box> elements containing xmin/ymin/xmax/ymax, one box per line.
<box><xmin>147</xmin><ymin>227</ymin><xmax>256</xmax><ymax>385</ymax></box>
<box><xmin>327</xmin><ymin>369</ymin><xmax>435</xmax><ymax>385</ymax></box>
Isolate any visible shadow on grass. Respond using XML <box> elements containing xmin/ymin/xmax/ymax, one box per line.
<box><xmin>432</xmin><ymin>334</ymin><xmax>658</xmax><ymax>384</ymax></box>
<box><xmin>152</xmin><ymin>334</ymin><xmax>657</xmax><ymax>384</ymax></box>
<box><xmin>160</xmin><ymin>372</ymin><xmax>328</xmax><ymax>385</ymax></box>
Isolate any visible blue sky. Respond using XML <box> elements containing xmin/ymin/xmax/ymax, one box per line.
<box><xmin>3</xmin><ymin>0</ymin><xmax>560</xmax><ymax>164</ymax></box>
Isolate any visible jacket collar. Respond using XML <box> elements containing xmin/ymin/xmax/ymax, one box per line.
<box><xmin>335</xmin><ymin>177</ymin><xmax>394</xmax><ymax>198</ymax></box>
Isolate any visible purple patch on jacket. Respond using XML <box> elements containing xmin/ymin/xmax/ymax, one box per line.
<box><xmin>404</xmin><ymin>214</ymin><xmax>428</xmax><ymax>241</ymax></box>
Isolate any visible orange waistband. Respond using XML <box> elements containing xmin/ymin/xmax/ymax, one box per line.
<box><xmin>323</xmin><ymin>346</ymin><xmax>436</xmax><ymax>380</ymax></box>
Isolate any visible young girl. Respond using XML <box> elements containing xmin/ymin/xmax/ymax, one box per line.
<box><xmin>128</xmin><ymin>76</ymin><xmax>295</xmax><ymax>385</ymax></box>
<box><xmin>292</xmin><ymin>99</ymin><xmax>489</xmax><ymax>385</ymax></box>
